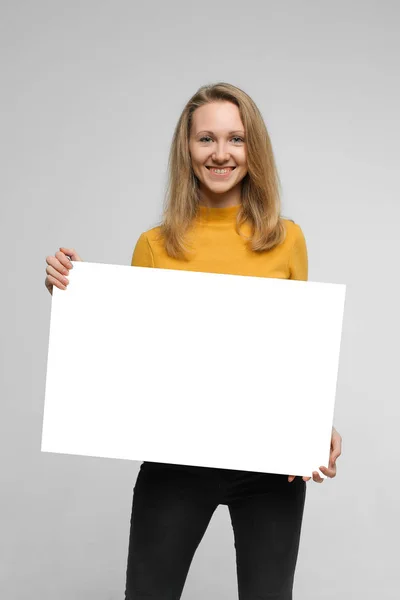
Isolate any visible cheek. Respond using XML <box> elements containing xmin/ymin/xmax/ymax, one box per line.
<box><xmin>190</xmin><ymin>160</ymin><xmax>204</xmax><ymax>180</ymax></box>
<box><xmin>189</xmin><ymin>147</ymin><xmax>200</xmax><ymax>165</ymax></box>
<box><xmin>236</xmin><ymin>154</ymin><xmax>248</xmax><ymax>178</ymax></box>
<box><xmin>192</xmin><ymin>154</ymin><xmax>208</xmax><ymax>173</ymax></box>
<box><xmin>191</xmin><ymin>157</ymin><xmax>202</xmax><ymax>172</ymax></box>
<box><xmin>232</xmin><ymin>149</ymin><xmax>247</xmax><ymax>168</ymax></box>
<box><xmin>189</xmin><ymin>151</ymin><xmax>198</xmax><ymax>171</ymax></box>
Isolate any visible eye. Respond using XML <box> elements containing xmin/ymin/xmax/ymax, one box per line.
<box><xmin>198</xmin><ymin>135</ymin><xmax>245</xmax><ymax>144</ymax></box>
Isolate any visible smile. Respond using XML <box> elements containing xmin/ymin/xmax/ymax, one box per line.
<box><xmin>206</xmin><ymin>166</ymin><xmax>236</xmax><ymax>175</ymax></box>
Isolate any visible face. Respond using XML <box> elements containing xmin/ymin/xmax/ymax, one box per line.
<box><xmin>188</xmin><ymin>101</ymin><xmax>248</xmax><ymax>197</ymax></box>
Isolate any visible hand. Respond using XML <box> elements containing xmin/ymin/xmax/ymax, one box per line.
<box><xmin>288</xmin><ymin>426</ymin><xmax>342</xmax><ymax>484</ymax></box>
<box><xmin>45</xmin><ymin>247</ymin><xmax>82</xmax><ymax>295</ymax></box>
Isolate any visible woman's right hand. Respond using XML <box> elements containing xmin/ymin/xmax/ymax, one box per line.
<box><xmin>45</xmin><ymin>247</ymin><xmax>83</xmax><ymax>295</ymax></box>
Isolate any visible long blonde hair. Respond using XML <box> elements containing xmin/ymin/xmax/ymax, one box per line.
<box><xmin>157</xmin><ymin>82</ymin><xmax>286</xmax><ymax>260</ymax></box>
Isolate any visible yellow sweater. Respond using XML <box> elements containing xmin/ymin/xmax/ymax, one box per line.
<box><xmin>131</xmin><ymin>204</ymin><xmax>308</xmax><ymax>281</ymax></box>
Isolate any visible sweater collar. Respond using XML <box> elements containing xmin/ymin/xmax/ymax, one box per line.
<box><xmin>197</xmin><ymin>203</ymin><xmax>241</xmax><ymax>224</ymax></box>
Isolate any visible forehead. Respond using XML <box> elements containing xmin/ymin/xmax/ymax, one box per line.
<box><xmin>191</xmin><ymin>101</ymin><xmax>244</xmax><ymax>133</ymax></box>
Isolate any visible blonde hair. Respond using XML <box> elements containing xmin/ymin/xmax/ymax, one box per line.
<box><xmin>157</xmin><ymin>82</ymin><xmax>286</xmax><ymax>260</ymax></box>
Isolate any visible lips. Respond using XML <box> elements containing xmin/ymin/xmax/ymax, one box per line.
<box><xmin>205</xmin><ymin>166</ymin><xmax>237</xmax><ymax>180</ymax></box>
<box><xmin>206</xmin><ymin>166</ymin><xmax>236</xmax><ymax>170</ymax></box>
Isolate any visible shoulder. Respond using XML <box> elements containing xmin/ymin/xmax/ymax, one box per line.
<box><xmin>281</xmin><ymin>218</ymin><xmax>306</xmax><ymax>247</ymax></box>
<box><xmin>134</xmin><ymin>226</ymin><xmax>163</xmax><ymax>254</ymax></box>
<box><xmin>281</xmin><ymin>218</ymin><xmax>308</xmax><ymax>280</ymax></box>
<box><xmin>132</xmin><ymin>225</ymin><xmax>165</xmax><ymax>267</ymax></box>
<box><xmin>138</xmin><ymin>225</ymin><xmax>162</xmax><ymax>244</ymax></box>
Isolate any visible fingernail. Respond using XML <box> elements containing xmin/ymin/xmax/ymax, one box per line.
<box><xmin>63</xmin><ymin>269</ymin><xmax>68</xmax><ymax>275</ymax></box>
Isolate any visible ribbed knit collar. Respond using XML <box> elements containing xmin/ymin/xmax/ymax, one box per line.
<box><xmin>197</xmin><ymin>203</ymin><xmax>241</xmax><ymax>224</ymax></box>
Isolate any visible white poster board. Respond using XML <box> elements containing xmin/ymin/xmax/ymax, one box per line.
<box><xmin>42</xmin><ymin>262</ymin><xmax>346</xmax><ymax>477</ymax></box>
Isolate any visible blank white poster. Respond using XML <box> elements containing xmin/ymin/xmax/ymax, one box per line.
<box><xmin>42</xmin><ymin>262</ymin><xmax>346</xmax><ymax>477</ymax></box>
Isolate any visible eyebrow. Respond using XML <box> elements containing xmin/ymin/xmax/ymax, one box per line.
<box><xmin>196</xmin><ymin>130</ymin><xmax>245</xmax><ymax>136</ymax></box>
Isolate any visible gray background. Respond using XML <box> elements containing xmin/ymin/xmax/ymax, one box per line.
<box><xmin>1</xmin><ymin>1</ymin><xmax>399</xmax><ymax>598</ymax></box>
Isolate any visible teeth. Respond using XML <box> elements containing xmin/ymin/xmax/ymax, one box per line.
<box><xmin>211</xmin><ymin>168</ymin><xmax>230</xmax><ymax>174</ymax></box>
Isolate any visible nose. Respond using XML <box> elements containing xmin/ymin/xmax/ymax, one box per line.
<box><xmin>212</xmin><ymin>142</ymin><xmax>230</xmax><ymax>163</ymax></box>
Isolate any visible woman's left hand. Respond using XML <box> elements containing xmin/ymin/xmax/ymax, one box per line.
<box><xmin>288</xmin><ymin>426</ymin><xmax>342</xmax><ymax>483</ymax></box>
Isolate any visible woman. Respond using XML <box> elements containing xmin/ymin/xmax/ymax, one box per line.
<box><xmin>45</xmin><ymin>82</ymin><xmax>342</xmax><ymax>600</ymax></box>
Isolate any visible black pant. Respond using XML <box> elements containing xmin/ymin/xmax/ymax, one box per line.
<box><xmin>124</xmin><ymin>461</ymin><xmax>306</xmax><ymax>600</ymax></box>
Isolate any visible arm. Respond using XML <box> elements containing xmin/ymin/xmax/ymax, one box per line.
<box><xmin>131</xmin><ymin>233</ymin><xmax>155</xmax><ymax>268</ymax></box>
<box><xmin>287</xmin><ymin>226</ymin><xmax>342</xmax><ymax>482</ymax></box>
<box><xmin>319</xmin><ymin>426</ymin><xmax>342</xmax><ymax>480</ymax></box>
<box><xmin>288</xmin><ymin>223</ymin><xmax>308</xmax><ymax>282</ymax></box>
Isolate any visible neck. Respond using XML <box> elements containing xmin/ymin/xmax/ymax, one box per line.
<box><xmin>198</xmin><ymin>182</ymin><xmax>242</xmax><ymax>208</ymax></box>
<box><xmin>197</xmin><ymin>203</ymin><xmax>240</xmax><ymax>223</ymax></box>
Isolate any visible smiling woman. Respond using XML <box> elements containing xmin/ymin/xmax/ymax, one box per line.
<box><xmin>44</xmin><ymin>81</ymin><xmax>342</xmax><ymax>600</ymax></box>
<box><xmin>156</xmin><ymin>82</ymin><xmax>286</xmax><ymax>261</ymax></box>
<box><xmin>189</xmin><ymin>102</ymin><xmax>248</xmax><ymax>195</ymax></box>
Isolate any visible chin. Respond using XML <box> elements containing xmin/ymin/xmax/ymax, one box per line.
<box><xmin>204</xmin><ymin>183</ymin><xmax>236</xmax><ymax>194</ymax></box>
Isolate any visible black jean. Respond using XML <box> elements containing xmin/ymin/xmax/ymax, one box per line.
<box><xmin>124</xmin><ymin>461</ymin><xmax>306</xmax><ymax>600</ymax></box>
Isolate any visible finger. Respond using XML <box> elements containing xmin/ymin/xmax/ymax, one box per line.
<box><xmin>331</xmin><ymin>432</ymin><xmax>342</xmax><ymax>456</ymax></box>
<box><xmin>45</xmin><ymin>277</ymin><xmax>53</xmax><ymax>295</ymax></box>
<box><xmin>56</xmin><ymin>250</ymin><xmax>76</xmax><ymax>270</ymax></box>
<box><xmin>45</xmin><ymin>274</ymin><xmax>67</xmax><ymax>291</ymax></box>
<box><xmin>320</xmin><ymin>465</ymin><xmax>336</xmax><ymax>478</ymax></box>
<box><xmin>330</xmin><ymin>449</ymin><xmax>342</xmax><ymax>466</ymax></box>
<box><xmin>288</xmin><ymin>475</ymin><xmax>296</xmax><ymax>482</ymax></box>
<box><xmin>46</xmin><ymin>264</ymin><xmax>70</xmax><ymax>287</ymax></box>
<box><xmin>46</xmin><ymin>254</ymin><xmax>71</xmax><ymax>276</ymax></box>
<box><xmin>312</xmin><ymin>471</ymin><xmax>324</xmax><ymax>483</ymax></box>
<box><xmin>59</xmin><ymin>247</ymin><xmax>82</xmax><ymax>262</ymax></box>
<box><xmin>302</xmin><ymin>476</ymin><xmax>311</xmax><ymax>481</ymax></box>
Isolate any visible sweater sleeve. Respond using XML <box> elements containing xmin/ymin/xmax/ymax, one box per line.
<box><xmin>131</xmin><ymin>232</ymin><xmax>154</xmax><ymax>267</ymax></box>
<box><xmin>288</xmin><ymin>224</ymin><xmax>308</xmax><ymax>281</ymax></box>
